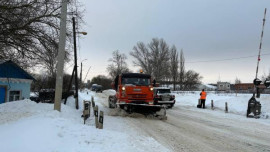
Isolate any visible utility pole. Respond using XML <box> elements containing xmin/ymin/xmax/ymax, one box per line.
<box><xmin>80</xmin><ymin>62</ymin><xmax>82</xmax><ymax>89</ymax></box>
<box><xmin>73</xmin><ymin>17</ymin><xmax>79</xmax><ymax>110</ymax></box>
<box><xmin>64</xmin><ymin>66</ymin><xmax>75</xmax><ymax>105</ymax></box>
<box><xmin>54</xmin><ymin>0</ymin><xmax>68</xmax><ymax>112</ymax></box>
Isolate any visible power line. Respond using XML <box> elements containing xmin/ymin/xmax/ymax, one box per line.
<box><xmin>186</xmin><ymin>53</ymin><xmax>270</xmax><ymax>63</ymax></box>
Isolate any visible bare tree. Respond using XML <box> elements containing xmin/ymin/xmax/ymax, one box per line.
<box><xmin>183</xmin><ymin>70</ymin><xmax>202</xmax><ymax>90</ymax></box>
<box><xmin>235</xmin><ymin>77</ymin><xmax>241</xmax><ymax>84</ymax></box>
<box><xmin>0</xmin><ymin>0</ymin><xmax>84</xmax><ymax>73</ymax></box>
<box><xmin>179</xmin><ymin>49</ymin><xmax>185</xmax><ymax>90</ymax></box>
<box><xmin>169</xmin><ymin>45</ymin><xmax>179</xmax><ymax>90</ymax></box>
<box><xmin>148</xmin><ymin>38</ymin><xmax>170</xmax><ymax>81</ymax></box>
<box><xmin>130</xmin><ymin>38</ymin><xmax>170</xmax><ymax>81</ymax></box>
<box><xmin>130</xmin><ymin>42</ymin><xmax>152</xmax><ymax>74</ymax></box>
<box><xmin>107</xmin><ymin>50</ymin><xmax>130</xmax><ymax>79</ymax></box>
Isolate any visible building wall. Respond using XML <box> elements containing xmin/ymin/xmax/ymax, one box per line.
<box><xmin>235</xmin><ymin>83</ymin><xmax>266</xmax><ymax>90</ymax></box>
<box><xmin>217</xmin><ymin>82</ymin><xmax>230</xmax><ymax>91</ymax></box>
<box><xmin>0</xmin><ymin>80</ymin><xmax>31</xmax><ymax>102</ymax></box>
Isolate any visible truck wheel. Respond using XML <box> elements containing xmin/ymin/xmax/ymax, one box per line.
<box><xmin>119</xmin><ymin>105</ymin><xmax>124</xmax><ymax>109</ymax></box>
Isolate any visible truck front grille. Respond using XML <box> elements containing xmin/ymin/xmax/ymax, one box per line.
<box><xmin>127</xmin><ymin>94</ymin><xmax>147</xmax><ymax>99</ymax></box>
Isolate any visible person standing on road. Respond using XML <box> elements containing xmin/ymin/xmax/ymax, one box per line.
<box><xmin>200</xmin><ymin>89</ymin><xmax>207</xmax><ymax>109</ymax></box>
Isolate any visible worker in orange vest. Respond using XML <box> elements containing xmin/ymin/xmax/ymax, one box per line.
<box><xmin>200</xmin><ymin>89</ymin><xmax>207</xmax><ymax>109</ymax></box>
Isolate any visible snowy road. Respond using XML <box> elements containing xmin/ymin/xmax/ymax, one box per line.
<box><xmin>94</xmin><ymin>90</ymin><xmax>270</xmax><ymax>152</ymax></box>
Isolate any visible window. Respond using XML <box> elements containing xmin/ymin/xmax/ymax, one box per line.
<box><xmin>157</xmin><ymin>89</ymin><xmax>171</xmax><ymax>94</ymax></box>
<box><xmin>122</xmin><ymin>77</ymin><xmax>150</xmax><ymax>86</ymax></box>
<box><xmin>9</xmin><ymin>91</ymin><xmax>20</xmax><ymax>102</ymax></box>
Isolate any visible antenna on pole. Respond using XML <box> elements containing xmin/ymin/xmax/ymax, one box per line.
<box><xmin>255</xmin><ymin>8</ymin><xmax>267</xmax><ymax>79</ymax></box>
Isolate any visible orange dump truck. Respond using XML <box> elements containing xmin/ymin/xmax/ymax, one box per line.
<box><xmin>108</xmin><ymin>73</ymin><xmax>166</xmax><ymax>119</ymax></box>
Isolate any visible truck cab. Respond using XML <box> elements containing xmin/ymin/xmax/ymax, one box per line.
<box><xmin>108</xmin><ymin>72</ymin><xmax>167</xmax><ymax>119</ymax></box>
<box><xmin>112</xmin><ymin>73</ymin><xmax>154</xmax><ymax>105</ymax></box>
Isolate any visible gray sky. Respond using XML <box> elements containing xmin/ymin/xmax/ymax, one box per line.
<box><xmin>73</xmin><ymin>0</ymin><xmax>270</xmax><ymax>84</ymax></box>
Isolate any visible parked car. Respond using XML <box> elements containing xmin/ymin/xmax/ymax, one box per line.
<box><xmin>91</xmin><ymin>84</ymin><xmax>98</xmax><ymax>91</ymax></box>
<box><xmin>95</xmin><ymin>85</ymin><xmax>103</xmax><ymax>93</ymax></box>
<box><xmin>153</xmin><ymin>87</ymin><xmax>175</xmax><ymax>108</ymax></box>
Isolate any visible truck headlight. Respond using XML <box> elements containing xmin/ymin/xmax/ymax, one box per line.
<box><xmin>122</xmin><ymin>87</ymin><xmax>125</xmax><ymax>91</ymax></box>
<box><xmin>150</xmin><ymin>87</ymin><xmax>153</xmax><ymax>91</ymax></box>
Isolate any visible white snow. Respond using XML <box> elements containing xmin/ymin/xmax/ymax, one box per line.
<box><xmin>204</xmin><ymin>84</ymin><xmax>217</xmax><ymax>89</ymax></box>
<box><xmin>1</xmin><ymin>89</ymin><xmax>270</xmax><ymax>152</ymax></box>
<box><xmin>173</xmin><ymin>92</ymin><xmax>270</xmax><ymax>119</ymax></box>
<box><xmin>0</xmin><ymin>90</ymin><xmax>169</xmax><ymax>152</ymax></box>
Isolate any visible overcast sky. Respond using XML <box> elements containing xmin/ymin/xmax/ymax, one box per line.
<box><xmin>72</xmin><ymin>0</ymin><xmax>270</xmax><ymax>84</ymax></box>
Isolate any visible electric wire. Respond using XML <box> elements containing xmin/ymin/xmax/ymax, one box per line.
<box><xmin>186</xmin><ymin>53</ymin><xmax>270</xmax><ymax>64</ymax></box>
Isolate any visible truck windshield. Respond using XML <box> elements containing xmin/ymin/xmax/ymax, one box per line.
<box><xmin>122</xmin><ymin>77</ymin><xmax>150</xmax><ymax>86</ymax></box>
<box><xmin>157</xmin><ymin>89</ymin><xmax>171</xmax><ymax>93</ymax></box>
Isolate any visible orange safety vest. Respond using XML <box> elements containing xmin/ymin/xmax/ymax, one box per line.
<box><xmin>200</xmin><ymin>91</ymin><xmax>207</xmax><ymax>100</ymax></box>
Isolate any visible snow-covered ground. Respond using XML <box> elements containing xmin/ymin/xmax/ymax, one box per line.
<box><xmin>0</xmin><ymin>90</ymin><xmax>270</xmax><ymax>152</ymax></box>
<box><xmin>173</xmin><ymin>91</ymin><xmax>270</xmax><ymax>119</ymax></box>
<box><xmin>0</xmin><ymin>91</ymin><xmax>169</xmax><ymax>152</ymax></box>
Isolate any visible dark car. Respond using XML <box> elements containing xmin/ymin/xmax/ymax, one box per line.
<box><xmin>91</xmin><ymin>84</ymin><xmax>98</xmax><ymax>91</ymax></box>
<box><xmin>95</xmin><ymin>85</ymin><xmax>103</xmax><ymax>93</ymax></box>
<box><xmin>153</xmin><ymin>87</ymin><xmax>175</xmax><ymax>108</ymax></box>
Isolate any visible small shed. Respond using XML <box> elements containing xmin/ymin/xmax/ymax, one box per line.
<box><xmin>0</xmin><ymin>60</ymin><xmax>34</xmax><ymax>104</ymax></box>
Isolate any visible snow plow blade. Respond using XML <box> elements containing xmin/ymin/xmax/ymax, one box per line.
<box><xmin>119</xmin><ymin>103</ymin><xmax>167</xmax><ymax>120</ymax></box>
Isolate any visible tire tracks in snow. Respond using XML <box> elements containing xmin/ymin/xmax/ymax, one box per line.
<box><xmin>94</xmin><ymin>91</ymin><xmax>270</xmax><ymax>152</ymax></box>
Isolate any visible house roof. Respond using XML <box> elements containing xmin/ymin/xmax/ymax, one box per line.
<box><xmin>0</xmin><ymin>60</ymin><xmax>35</xmax><ymax>80</ymax></box>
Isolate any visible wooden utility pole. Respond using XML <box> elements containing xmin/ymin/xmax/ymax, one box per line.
<box><xmin>54</xmin><ymin>0</ymin><xmax>68</xmax><ymax>111</ymax></box>
<box><xmin>72</xmin><ymin>17</ymin><xmax>79</xmax><ymax>110</ymax></box>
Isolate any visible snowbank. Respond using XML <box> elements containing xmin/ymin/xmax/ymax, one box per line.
<box><xmin>174</xmin><ymin>92</ymin><xmax>270</xmax><ymax>119</ymax></box>
<box><xmin>0</xmin><ymin>93</ymin><xmax>169</xmax><ymax>152</ymax></box>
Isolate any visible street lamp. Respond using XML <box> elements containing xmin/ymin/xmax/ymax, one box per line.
<box><xmin>77</xmin><ymin>32</ymin><xmax>87</xmax><ymax>35</ymax></box>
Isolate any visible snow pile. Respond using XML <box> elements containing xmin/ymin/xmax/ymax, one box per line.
<box><xmin>205</xmin><ymin>84</ymin><xmax>217</xmax><ymax>89</ymax></box>
<box><xmin>0</xmin><ymin>95</ymin><xmax>169</xmax><ymax>152</ymax></box>
<box><xmin>174</xmin><ymin>92</ymin><xmax>270</xmax><ymax>119</ymax></box>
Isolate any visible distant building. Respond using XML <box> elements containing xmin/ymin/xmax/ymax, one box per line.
<box><xmin>217</xmin><ymin>82</ymin><xmax>230</xmax><ymax>91</ymax></box>
<box><xmin>0</xmin><ymin>60</ymin><xmax>35</xmax><ymax>104</ymax></box>
<box><xmin>235</xmin><ymin>83</ymin><xmax>266</xmax><ymax>91</ymax></box>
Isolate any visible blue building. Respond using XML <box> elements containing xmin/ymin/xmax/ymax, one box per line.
<box><xmin>0</xmin><ymin>60</ymin><xmax>34</xmax><ymax>104</ymax></box>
